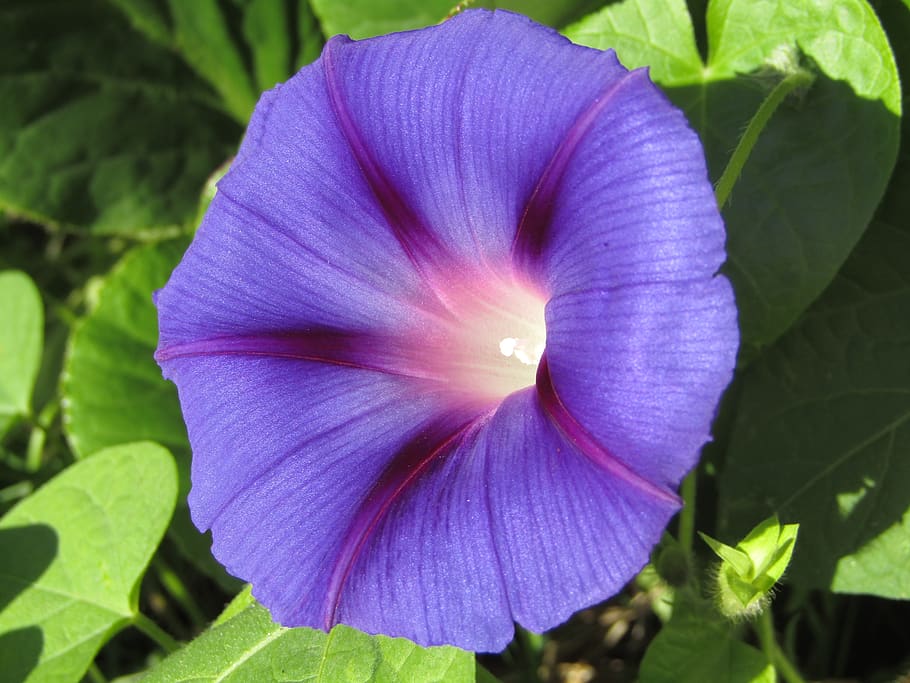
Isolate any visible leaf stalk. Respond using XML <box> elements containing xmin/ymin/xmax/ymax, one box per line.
<box><xmin>715</xmin><ymin>70</ymin><xmax>815</xmax><ymax>209</ymax></box>
<box><xmin>133</xmin><ymin>612</ymin><xmax>180</xmax><ymax>654</ymax></box>
<box><xmin>756</xmin><ymin>608</ymin><xmax>806</xmax><ymax>683</ymax></box>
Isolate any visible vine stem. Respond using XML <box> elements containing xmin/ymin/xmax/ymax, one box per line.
<box><xmin>714</xmin><ymin>70</ymin><xmax>815</xmax><ymax>209</ymax></box>
<box><xmin>133</xmin><ymin>612</ymin><xmax>180</xmax><ymax>654</ymax></box>
<box><xmin>756</xmin><ymin>608</ymin><xmax>807</xmax><ymax>683</ymax></box>
<box><xmin>678</xmin><ymin>470</ymin><xmax>697</xmax><ymax>555</ymax></box>
<box><xmin>153</xmin><ymin>557</ymin><xmax>208</xmax><ymax>628</ymax></box>
<box><xmin>86</xmin><ymin>663</ymin><xmax>108</xmax><ymax>683</ymax></box>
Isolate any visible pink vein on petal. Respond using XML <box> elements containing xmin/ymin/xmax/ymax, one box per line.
<box><xmin>323</xmin><ymin>413</ymin><xmax>487</xmax><ymax>629</ymax></box>
<box><xmin>512</xmin><ymin>68</ymin><xmax>648</xmax><ymax>267</ymax></box>
<box><xmin>536</xmin><ymin>354</ymin><xmax>680</xmax><ymax>507</ymax></box>
<box><xmin>322</xmin><ymin>36</ymin><xmax>447</xmax><ymax>277</ymax></box>
<box><xmin>154</xmin><ymin>331</ymin><xmax>444</xmax><ymax>382</ymax></box>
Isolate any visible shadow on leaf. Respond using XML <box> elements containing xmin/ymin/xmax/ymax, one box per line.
<box><xmin>662</xmin><ymin>69</ymin><xmax>899</xmax><ymax>359</ymax></box>
<box><xmin>0</xmin><ymin>524</ymin><xmax>58</xmax><ymax>613</ymax></box>
<box><xmin>0</xmin><ymin>626</ymin><xmax>44</xmax><ymax>683</ymax></box>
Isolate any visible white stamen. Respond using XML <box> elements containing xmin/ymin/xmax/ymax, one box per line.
<box><xmin>500</xmin><ymin>337</ymin><xmax>544</xmax><ymax>366</ymax></box>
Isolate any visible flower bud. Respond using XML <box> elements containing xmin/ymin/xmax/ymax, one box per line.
<box><xmin>700</xmin><ymin>516</ymin><xmax>798</xmax><ymax>619</ymax></box>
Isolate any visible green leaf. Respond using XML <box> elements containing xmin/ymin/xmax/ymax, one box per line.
<box><xmin>212</xmin><ymin>584</ymin><xmax>257</xmax><ymax>628</ymax></box>
<box><xmin>309</xmin><ymin>0</ymin><xmax>602</xmax><ymax>40</ymax></box>
<box><xmin>144</xmin><ymin>602</ymin><xmax>476</xmax><ymax>683</ymax></box>
<box><xmin>565</xmin><ymin>0</ymin><xmax>901</xmax><ymax>353</ymax></box>
<box><xmin>309</xmin><ymin>0</ymin><xmax>453</xmax><ymax>39</ymax></box>
<box><xmin>639</xmin><ymin>592</ymin><xmax>774</xmax><ymax>683</ymax></box>
<box><xmin>108</xmin><ymin>0</ymin><xmax>325</xmax><ymax>115</ymax></box>
<box><xmin>718</xmin><ymin>214</ymin><xmax>910</xmax><ymax>598</ymax></box>
<box><xmin>0</xmin><ymin>0</ymin><xmax>239</xmax><ymax>235</ymax></box>
<box><xmin>0</xmin><ymin>442</ymin><xmax>177</xmax><ymax>683</ymax></box>
<box><xmin>241</xmin><ymin>0</ymin><xmax>296</xmax><ymax>92</ymax></box>
<box><xmin>563</xmin><ymin>0</ymin><xmax>703</xmax><ymax>83</ymax></box>
<box><xmin>166</xmin><ymin>0</ymin><xmax>259</xmax><ymax>122</ymax></box>
<box><xmin>106</xmin><ymin>0</ymin><xmax>173</xmax><ymax>45</ymax></box>
<box><xmin>0</xmin><ymin>271</ymin><xmax>42</xmax><ymax>420</ymax></box>
<box><xmin>296</xmin><ymin>0</ymin><xmax>327</xmax><ymax>68</ymax></box>
<box><xmin>476</xmin><ymin>1</ymin><xmax>607</xmax><ymax>29</ymax></box>
<box><xmin>63</xmin><ymin>239</ymin><xmax>189</xmax><ymax>459</ymax></box>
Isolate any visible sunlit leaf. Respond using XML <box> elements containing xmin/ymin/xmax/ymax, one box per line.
<box><xmin>0</xmin><ymin>442</ymin><xmax>177</xmax><ymax>682</ymax></box>
<box><xmin>144</xmin><ymin>601</ymin><xmax>475</xmax><ymax>683</ymax></box>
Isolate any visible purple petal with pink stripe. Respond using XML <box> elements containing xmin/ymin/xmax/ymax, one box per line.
<box><xmin>155</xmin><ymin>8</ymin><xmax>738</xmax><ymax>651</ymax></box>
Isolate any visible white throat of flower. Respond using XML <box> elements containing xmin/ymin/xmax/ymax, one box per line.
<box><xmin>422</xmin><ymin>276</ymin><xmax>547</xmax><ymax>401</ymax></box>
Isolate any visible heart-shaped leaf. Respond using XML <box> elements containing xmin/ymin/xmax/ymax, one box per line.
<box><xmin>0</xmin><ymin>442</ymin><xmax>177</xmax><ymax>682</ymax></box>
<box><xmin>566</xmin><ymin>0</ymin><xmax>901</xmax><ymax>354</ymax></box>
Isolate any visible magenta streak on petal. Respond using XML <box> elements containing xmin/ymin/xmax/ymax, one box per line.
<box><xmin>323</xmin><ymin>413</ymin><xmax>486</xmax><ymax>629</ymax></box>
<box><xmin>512</xmin><ymin>68</ymin><xmax>647</xmax><ymax>268</ymax></box>
<box><xmin>536</xmin><ymin>354</ymin><xmax>680</xmax><ymax>506</ymax></box>
<box><xmin>154</xmin><ymin>331</ymin><xmax>445</xmax><ymax>382</ymax></box>
<box><xmin>322</xmin><ymin>36</ymin><xmax>447</xmax><ymax>277</ymax></box>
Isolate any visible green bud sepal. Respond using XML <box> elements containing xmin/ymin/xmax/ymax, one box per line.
<box><xmin>700</xmin><ymin>516</ymin><xmax>799</xmax><ymax>619</ymax></box>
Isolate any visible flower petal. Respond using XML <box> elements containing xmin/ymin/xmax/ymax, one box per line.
<box><xmin>161</xmin><ymin>353</ymin><xmax>482</xmax><ymax>625</ymax></box>
<box><xmin>517</xmin><ymin>65</ymin><xmax>727</xmax><ymax>292</ymax></box>
<box><xmin>333</xmin><ymin>389</ymin><xmax>679</xmax><ymax>648</ymax></box>
<box><xmin>156</xmin><ymin>199</ymin><xmax>430</xmax><ymax>350</ymax></box>
<box><xmin>545</xmin><ymin>279</ymin><xmax>738</xmax><ymax>487</ymax></box>
<box><xmin>156</xmin><ymin>51</ymin><xmax>465</xmax><ymax>348</ymax></box>
<box><xmin>481</xmin><ymin>391</ymin><xmax>679</xmax><ymax>631</ymax></box>
<box><xmin>512</xmin><ymin>59</ymin><xmax>738</xmax><ymax>486</ymax></box>
<box><xmin>319</xmin><ymin>9</ymin><xmax>627</xmax><ymax>273</ymax></box>
<box><xmin>331</xmin><ymin>414</ymin><xmax>514</xmax><ymax>651</ymax></box>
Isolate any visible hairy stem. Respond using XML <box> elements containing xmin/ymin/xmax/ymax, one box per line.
<box><xmin>715</xmin><ymin>70</ymin><xmax>815</xmax><ymax>209</ymax></box>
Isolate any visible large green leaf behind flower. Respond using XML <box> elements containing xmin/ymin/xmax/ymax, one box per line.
<box><xmin>0</xmin><ymin>443</ymin><xmax>177</xmax><ymax>683</ymax></box>
<box><xmin>61</xmin><ymin>238</ymin><xmax>240</xmax><ymax>589</ymax></box>
<box><xmin>716</xmin><ymin>0</ymin><xmax>910</xmax><ymax>598</ymax></box>
<box><xmin>718</xmin><ymin>214</ymin><xmax>910</xmax><ymax>597</ymax></box>
<box><xmin>61</xmin><ymin>238</ymin><xmax>242</xmax><ymax>590</ymax></box>
<box><xmin>565</xmin><ymin>0</ymin><xmax>901</xmax><ymax>355</ymax></box>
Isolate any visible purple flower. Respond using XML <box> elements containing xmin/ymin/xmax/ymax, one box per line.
<box><xmin>155</xmin><ymin>9</ymin><xmax>738</xmax><ymax>651</ymax></box>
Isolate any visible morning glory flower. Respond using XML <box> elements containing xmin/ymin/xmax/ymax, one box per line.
<box><xmin>154</xmin><ymin>9</ymin><xmax>738</xmax><ymax>651</ymax></box>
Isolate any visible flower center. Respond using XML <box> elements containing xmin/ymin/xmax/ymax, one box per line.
<box><xmin>420</xmin><ymin>275</ymin><xmax>547</xmax><ymax>402</ymax></box>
